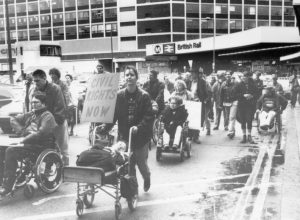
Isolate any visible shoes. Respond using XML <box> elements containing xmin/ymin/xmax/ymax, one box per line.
<box><xmin>172</xmin><ymin>144</ymin><xmax>179</xmax><ymax>149</ymax></box>
<box><xmin>227</xmin><ymin>132</ymin><xmax>235</xmax><ymax>139</ymax></box>
<box><xmin>69</xmin><ymin>131</ymin><xmax>74</xmax><ymax>136</ymax></box>
<box><xmin>144</xmin><ymin>178</ymin><xmax>150</xmax><ymax>192</ymax></box>
<box><xmin>206</xmin><ymin>130</ymin><xmax>211</xmax><ymax>136</ymax></box>
<box><xmin>224</xmin><ymin>127</ymin><xmax>229</xmax><ymax>131</ymax></box>
<box><xmin>213</xmin><ymin>127</ymin><xmax>218</xmax><ymax>130</ymax></box>
<box><xmin>248</xmin><ymin>135</ymin><xmax>255</xmax><ymax>144</ymax></box>
<box><xmin>260</xmin><ymin>125</ymin><xmax>268</xmax><ymax>131</ymax></box>
<box><xmin>0</xmin><ymin>187</ymin><xmax>11</xmax><ymax>196</ymax></box>
<box><xmin>240</xmin><ymin>135</ymin><xmax>247</xmax><ymax>144</ymax></box>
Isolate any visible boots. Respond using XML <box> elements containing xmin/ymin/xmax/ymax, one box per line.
<box><xmin>248</xmin><ymin>135</ymin><xmax>255</xmax><ymax>144</ymax></box>
<box><xmin>240</xmin><ymin>135</ymin><xmax>247</xmax><ymax>144</ymax></box>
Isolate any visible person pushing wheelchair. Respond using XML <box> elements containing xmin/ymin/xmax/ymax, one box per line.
<box><xmin>0</xmin><ymin>92</ymin><xmax>57</xmax><ymax>196</ymax></box>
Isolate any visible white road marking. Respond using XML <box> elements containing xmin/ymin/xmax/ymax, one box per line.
<box><xmin>32</xmin><ymin>173</ymin><xmax>250</xmax><ymax>206</ymax></box>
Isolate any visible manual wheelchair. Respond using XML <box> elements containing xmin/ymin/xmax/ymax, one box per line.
<box><xmin>256</xmin><ymin>110</ymin><xmax>280</xmax><ymax>135</ymax></box>
<box><xmin>0</xmin><ymin>142</ymin><xmax>63</xmax><ymax>199</ymax></box>
<box><xmin>155</xmin><ymin>117</ymin><xmax>192</xmax><ymax>162</ymax></box>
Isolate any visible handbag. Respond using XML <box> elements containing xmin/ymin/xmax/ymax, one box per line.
<box><xmin>120</xmin><ymin>174</ymin><xmax>138</xmax><ymax>199</ymax></box>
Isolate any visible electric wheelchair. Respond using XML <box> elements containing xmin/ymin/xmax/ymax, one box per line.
<box><xmin>0</xmin><ymin>141</ymin><xmax>63</xmax><ymax>199</ymax></box>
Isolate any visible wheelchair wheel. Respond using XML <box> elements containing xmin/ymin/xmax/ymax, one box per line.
<box><xmin>115</xmin><ymin>202</ymin><xmax>122</xmax><ymax>220</ymax></box>
<box><xmin>185</xmin><ymin>139</ymin><xmax>192</xmax><ymax>158</ymax></box>
<box><xmin>76</xmin><ymin>199</ymin><xmax>84</xmax><ymax>217</ymax></box>
<box><xmin>127</xmin><ymin>194</ymin><xmax>138</xmax><ymax>211</ymax></box>
<box><xmin>35</xmin><ymin>149</ymin><xmax>63</xmax><ymax>194</ymax></box>
<box><xmin>23</xmin><ymin>184</ymin><xmax>35</xmax><ymax>199</ymax></box>
<box><xmin>152</xmin><ymin>118</ymin><xmax>159</xmax><ymax>145</ymax></box>
<box><xmin>15</xmin><ymin>159</ymin><xmax>34</xmax><ymax>188</ymax></box>
<box><xmin>83</xmin><ymin>184</ymin><xmax>95</xmax><ymax>208</ymax></box>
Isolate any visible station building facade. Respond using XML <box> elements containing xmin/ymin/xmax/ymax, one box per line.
<box><xmin>0</xmin><ymin>0</ymin><xmax>297</xmax><ymax>75</ymax></box>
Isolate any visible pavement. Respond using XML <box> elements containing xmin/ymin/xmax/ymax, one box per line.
<box><xmin>281</xmin><ymin>104</ymin><xmax>300</xmax><ymax>220</ymax></box>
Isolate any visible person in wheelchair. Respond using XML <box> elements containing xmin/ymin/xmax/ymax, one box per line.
<box><xmin>0</xmin><ymin>92</ymin><xmax>57</xmax><ymax>196</ymax></box>
<box><xmin>256</xmin><ymin>85</ymin><xmax>288</xmax><ymax>131</ymax></box>
<box><xmin>160</xmin><ymin>96</ymin><xmax>188</xmax><ymax>149</ymax></box>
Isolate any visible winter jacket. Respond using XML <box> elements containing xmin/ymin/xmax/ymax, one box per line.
<box><xmin>161</xmin><ymin>105</ymin><xmax>188</xmax><ymax>135</ymax></box>
<box><xmin>212</xmin><ymin>81</ymin><xmax>223</xmax><ymax>106</ymax></box>
<box><xmin>235</xmin><ymin>79</ymin><xmax>259</xmax><ymax>109</ymax></box>
<box><xmin>10</xmin><ymin>107</ymin><xmax>57</xmax><ymax>149</ymax></box>
<box><xmin>105</xmin><ymin>87</ymin><xmax>154</xmax><ymax>149</ymax></box>
<box><xmin>34</xmin><ymin>81</ymin><xmax>67</xmax><ymax>125</ymax></box>
<box><xmin>196</xmin><ymin>77</ymin><xmax>209</xmax><ymax>103</ymax></box>
<box><xmin>142</xmin><ymin>79</ymin><xmax>165</xmax><ymax>101</ymax></box>
<box><xmin>220</xmin><ymin>81</ymin><xmax>235</xmax><ymax>105</ymax></box>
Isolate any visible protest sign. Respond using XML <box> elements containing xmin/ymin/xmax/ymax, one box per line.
<box><xmin>81</xmin><ymin>73</ymin><xmax>120</xmax><ymax>123</ymax></box>
<box><xmin>184</xmin><ymin>100</ymin><xmax>201</xmax><ymax>130</ymax></box>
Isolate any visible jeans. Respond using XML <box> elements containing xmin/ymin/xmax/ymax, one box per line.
<box><xmin>214</xmin><ymin>104</ymin><xmax>225</xmax><ymax>129</ymax></box>
<box><xmin>223</xmin><ymin>106</ymin><xmax>230</xmax><ymax>129</ymax></box>
<box><xmin>54</xmin><ymin>120</ymin><xmax>69</xmax><ymax>165</ymax></box>
<box><xmin>291</xmin><ymin>90</ymin><xmax>300</xmax><ymax>107</ymax></box>
<box><xmin>228</xmin><ymin>101</ymin><xmax>238</xmax><ymax>133</ymax></box>
<box><xmin>129</xmin><ymin>143</ymin><xmax>151</xmax><ymax>188</ymax></box>
<box><xmin>163</xmin><ymin>126</ymin><xmax>182</xmax><ymax>146</ymax></box>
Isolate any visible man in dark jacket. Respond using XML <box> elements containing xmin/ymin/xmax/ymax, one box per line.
<box><xmin>0</xmin><ymin>92</ymin><xmax>57</xmax><ymax>196</ymax></box>
<box><xmin>101</xmin><ymin>65</ymin><xmax>154</xmax><ymax>194</ymax></box>
<box><xmin>32</xmin><ymin>69</ymin><xmax>69</xmax><ymax>165</ymax></box>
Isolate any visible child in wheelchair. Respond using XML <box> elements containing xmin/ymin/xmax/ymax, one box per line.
<box><xmin>159</xmin><ymin>96</ymin><xmax>188</xmax><ymax>149</ymax></box>
<box><xmin>256</xmin><ymin>85</ymin><xmax>288</xmax><ymax>132</ymax></box>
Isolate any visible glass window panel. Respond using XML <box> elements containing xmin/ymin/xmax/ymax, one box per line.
<box><xmin>284</xmin><ymin>7</ymin><xmax>294</xmax><ymax>16</ymax></box>
<box><xmin>201</xmin><ymin>4</ymin><xmax>214</xmax><ymax>14</ymax></box>
<box><xmin>244</xmin><ymin>20</ymin><xmax>256</xmax><ymax>30</ymax></box>
<box><xmin>53</xmin><ymin>27</ymin><xmax>64</xmax><ymax>40</ymax></box>
<box><xmin>40</xmin><ymin>1</ymin><xmax>51</xmax><ymax>12</ymax></box>
<box><xmin>244</xmin><ymin>6</ymin><xmax>256</xmax><ymax>15</ymax></box>
<box><xmin>18</xmin><ymin>30</ymin><xmax>28</xmax><ymax>41</ymax></box>
<box><xmin>78</xmin><ymin>0</ymin><xmax>89</xmax><ymax>6</ymax></box>
<box><xmin>0</xmin><ymin>7</ymin><xmax>3</xmax><ymax>18</ymax></box>
<box><xmin>105</xmin><ymin>0</ymin><xmax>117</xmax><ymax>7</ymax></box>
<box><xmin>41</xmin><ymin>28</ymin><xmax>52</xmax><ymax>40</ymax></box>
<box><xmin>271</xmin><ymin>21</ymin><xmax>282</xmax><ymax>26</ymax></box>
<box><xmin>216</xmin><ymin>4</ymin><xmax>228</xmax><ymax>14</ymax></box>
<box><xmin>29</xmin><ymin>29</ymin><xmax>40</xmax><ymax>40</ymax></box>
<box><xmin>28</xmin><ymin>2</ymin><xmax>38</xmax><ymax>13</ymax></box>
<box><xmin>172</xmin><ymin>3</ymin><xmax>184</xmax><ymax>17</ymax></box>
<box><xmin>8</xmin><ymin>5</ymin><xmax>15</xmax><ymax>15</ymax></box>
<box><xmin>92</xmin><ymin>9</ymin><xmax>103</xmax><ymax>22</ymax></box>
<box><xmin>284</xmin><ymin>21</ymin><xmax>294</xmax><ymax>26</ymax></box>
<box><xmin>40</xmin><ymin>14</ymin><xmax>51</xmax><ymax>25</ymax></box>
<box><xmin>66</xmin><ymin>26</ymin><xmax>77</xmax><ymax>39</ymax></box>
<box><xmin>186</xmin><ymin>18</ymin><xmax>199</xmax><ymax>33</ymax></box>
<box><xmin>17</xmin><ymin>17</ymin><xmax>27</xmax><ymax>27</ymax></box>
<box><xmin>53</xmin><ymin>13</ymin><xmax>63</xmax><ymax>23</ymax></box>
<box><xmin>216</xmin><ymin>19</ymin><xmax>228</xmax><ymax>30</ymax></box>
<box><xmin>53</xmin><ymin>0</ymin><xmax>63</xmax><ymax>9</ymax></box>
<box><xmin>230</xmin><ymin>20</ymin><xmax>242</xmax><ymax>29</ymax></box>
<box><xmin>0</xmin><ymin>19</ymin><xmax>5</xmax><ymax>28</ymax></box>
<box><xmin>137</xmin><ymin>4</ymin><xmax>170</xmax><ymax>18</ymax></box>
<box><xmin>258</xmin><ymin>6</ymin><xmax>269</xmax><ymax>16</ymax></box>
<box><xmin>65</xmin><ymin>12</ymin><xmax>76</xmax><ymax>22</ymax></box>
<box><xmin>91</xmin><ymin>0</ymin><xmax>103</xmax><ymax>7</ymax></box>
<box><xmin>258</xmin><ymin>20</ymin><xmax>269</xmax><ymax>26</ymax></box>
<box><xmin>105</xmin><ymin>8</ymin><xmax>117</xmax><ymax>21</ymax></box>
<box><xmin>10</xmin><ymin>31</ymin><xmax>17</xmax><ymax>41</ymax></box>
<box><xmin>78</xmin><ymin>25</ymin><xmax>90</xmax><ymax>38</ymax></box>
<box><xmin>271</xmin><ymin>7</ymin><xmax>282</xmax><ymax>16</ymax></box>
<box><xmin>91</xmin><ymin>24</ymin><xmax>104</xmax><ymax>37</ymax></box>
<box><xmin>16</xmin><ymin>4</ymin><xmax>26</xmax><ymax>14</ymax></box>
<box><xmin>0</xmin><ymin>32</ymin><xmax>5</xmax><ymax>43</ymax></box>
<box><xmin>187</xmin><ymin>3</ymin><xmax>199</xmax><ymax>17</ymax></box>
<box><xmin>230</xmin><ymin>5</ymin><xmax>242</xmax><ymax>15</ymax></box>
<box><xmin>29</xmin><ymin>15</ymin><xmax>39</xmax><ymax>25</ymax></box>
<box><xmin>173</xmin><ymin>19</ymin><xmax>184</xmax><ymax>32</ymax></box>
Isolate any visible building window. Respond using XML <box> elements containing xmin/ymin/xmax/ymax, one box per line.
<box><xmin>40</xmin><ymin>15</ymin><xmax>51</xmax><ymax>27</ymax></box>
<box><xmin>244</xmin><ymin>20</ymin><xmax>256</xmax><ymax>30</ymax></box>
<box><xmin>53</xmin><ymin>27</ymin><xmax>64</xmax><ymax>40</ymax></box>
<box><xmin>66</xmin><ymin>26</ymin><xmax>77</xmax><ymax>39</ymax></box>
<box><xmin>17</xmin><ymin>17</ymin><xmax>27</xmax><ymax>29</ymax></box>
<box><xmin>18</xmin><ymin>30</ymin><xmax>28</xmax><ymax>41</ymax></box>
<box><xmin>258</xmin><ymin>6</ymin><xmax>269</xmax><ymax>19</ymax></box>
<box><xmin>91</xmin><ymin>24</ymin><xmax>104</xmax><ymax>37</ymax></box>
<box><xmin>284</xmin><ymin>7</ymin><xmax>294</xmax><ymax>20</ymax></box>
<box><xmin>65</xmin><ymin>12</ymin><xmax>76</xmax><ymax>25</ymax></box>
<box><xmin>229</xmin><ymin>20</ymin><xmax>242</xmax><ymax>33</ymax></box>
<box><xmin>105</xmin><ymin>0</ymin><xmax>117</xmax><ymax>7</ymax></box>
<box><xmin>138</xmin><ymin>35</ymin><xmax>171</xmax><ymax>49</ymax></box>
<box><xmin>10</xmin><ymin>31</ymin><xmax>17</xmax><ymax>42</ymax></box>
<box><xmin>78</xmin><ymin>0</ymin><xmax>89</xmax><ymax>9</ymax></box>
<box><xmin>28</xmin><ymin>2</ymin><xmax>38</xmax><ymax>15</ymax></box>
<box><xmin>138</xmin><ymin>19</ymin><xmax>171</xmax><ymax>34</ymax></box>
<box><xmin>137</xmin><ymin>4</ymin><xmax>170</xmax><ymax>19</ymax></box>
<box><xmin>284</xmin><ymin>21</ymin><xmax>295</xmax><ymax>26</ymax></box>
<box><xmin>120</xmin><ymin>21</ymin><xmax>135</xmax><ymax>26</ymax></box>
<box><xmin>271</xmin><ymin>21</ymin><xmax>282</xmax><ymax>26</ymax></box>
<box><xmin>201</xmin><ymin>4</ymin><xmax>214</xmax><ymax>14</ymax></box>
<box><xmin>187</xmin><ymin>34</ymin><xmax>199</xmax><ymax>40</ymax></box>
<box><xmin>173</xmin><ymin>19</ymin><xmax>184</xmax><ymax>32</ymax></box>
<box><xmin>92</xmin><ymin>9</ymin><xmax>103</xmax><ymax>23</ymax></box>
<box><xmin>105</xmin><ymin>23</ymin><xmax>117</xmax><ymax>37</ymax></box>
<box><xmin>9</xmin><ymin>18</ymin><xmax>16</xmax><ymax>30</ymax></box>
<box><xmin>271</xmin><ymin>6</ymin><xmax>282</xmax><ymax>18</ymax></box>
<box><xmin>78</xmin><ymin>25</ymin><xmax>90</xmax><ymax>39</ymax></box>
<box><xmin>105</xmin><ymin>8</ymin><xmax>117</xmax><ymax>22</ymax></box>
<box><xmin>172</xmin><ymin>3</ymin><xmax>184</xmax><ymax>17</ymax></box>
<box><xmin>52</xmin><ymin>0</ymin><xmax>63</xmax><ymax>12</ymax></box>
<box><xmin>258</xmin><ymin>20</ymin><xmax>269</xmax><ymax>26</ymax></box>
<box><xmin>29</xmin><ymin>29</ymin><xmax>40</xmax><ymax>40</ymax></box>
<box><xmin>40</xmin><ymin>1</ymin><xmax>51</xmax><ymax>14</ymax></box>
<box><xmin>41</xmin><ymin>28</ymin><xmax>52</xmax><ymax>40</ymax></box>
<box><xmin>121</xmin><ymin>36</ymin><xmax>136</xmax><ymax>41</ymax></box>
<box><xmin>216</xmin><ymin>19</ymin><xmax>228</xmax><ymax>33</ymax></box>
<box><xmin>40</xmin><ymin>45</ymin><xmax>62</xmax><ymax>56</ymax></box>
<box><xmin>0</xmin><ymin>32</ymin><xmax>5</xmax><ymax>43</ymax></box>
<box><xmin>0</xmin><ymin>19</ymin><xmax>5</xmax><ymax>31</ymax></box>
<box><xmin>120</xmin><ymin>7</ymin><xmax>135</xmax><ymax>12</ymax></box>
<box><xmin>186</xmin><ymin>3</ymin><xmax>199</xmax><ymax>18</ymax></box>
<box><xmin>244</xmin><ymin>6</ymin><xmax>256</xmax><ymax>16</ymax></box>
<box><xmin>65</xmin><ymin>0</ymin><xmax>75</xmax><ymax>11</ymax></box>
<box><xmin>53</xmin><ymin>13</ymin><xmax>63</xmax><ymax>25</ymax></box>
<box><xmin>8</xmin><ymin>5</ymin><xmax>15</xmax><ymax>16</ymax></box>
<box><xmin>78</xmin><ymin>11</ymin><xmax>89</xmax><ymax>24</ymax></box>
<box><xmin>16</xmin><ymin>3</ymin><xmax>26</xmax><ymax>16</ymax></box>
<box><xmin>0</xmin><ymin>7</ymin><xmax>3</xmax><ymax>18</ymax></box>
<box><xmin>186</xmin><ymin>18</ymin><xmax>199</xmax><ymax>33</ymax></box>
<box><xmin>91</xmin><ymin>0</ymin><xmax>103</xmax><ymax>9</ymax></box>
<box><xmin>29</xmin><ymin>15</ymin><xmax>39</xmax><ymax>28</ymax></box>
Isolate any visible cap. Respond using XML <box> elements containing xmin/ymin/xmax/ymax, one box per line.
<box><xmin>150</xmin><ymin>70</ymin><xmax>159</xmax><ymax>76</ymax></box>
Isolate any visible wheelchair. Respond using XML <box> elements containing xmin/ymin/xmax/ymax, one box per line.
<box><xmin>256</xmin><ymin>110</ymin><xmax>280</xmax><ymax>135</ymax></box>
<box><xmin>156</xmin><ymin>117</ymin><xmax>192</xmax><ymax>162</ymax></box>
<box><xmin>0</xmin><ymin>143</ymin><xmax>63</xmax><ymax>199</ymax></box>
<box><xmin>63</xmin><ymin>127</ymin><xmax>137</xmax><ymax>220</ymax></box>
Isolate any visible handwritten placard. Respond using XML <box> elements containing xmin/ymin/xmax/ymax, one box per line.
<box><xmin>184</xmin><ymin>100</ymin><xmax>202</xmax><ymax>130</ymax></box>
<box><xmin>81</xmin><ymin>73</ymin><xmax>120</xmax><ymax>123</ymax></box>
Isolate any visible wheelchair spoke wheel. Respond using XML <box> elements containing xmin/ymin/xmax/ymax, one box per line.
<box><xmin>83</xmin><ymin>184</ymin><xmax>95</xmax><ymax>208</ymax></box>
<box><xmin>76</xmin><ymin>199</ymin><xmax>84</xmax><ymax>217</ymax></box>
<box><xmin>35</xmin><ymin>149</ymin><xmax>63</xmax><ymax>194</ymax></box>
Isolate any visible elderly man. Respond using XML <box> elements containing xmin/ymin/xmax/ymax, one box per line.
<box><xmin>0</xmin><ymin>92</ymin><xmax>57</xmax><ymax>196</ymax></box>
<box><xmin>101</xmin><ymin>65</ymin><xmax>154</xmax><ymax>194</ymax></box>
<box><xmin>32</xmin><ymin>69</ymin><xmax>68</xmax><ymax>165</ymax></box>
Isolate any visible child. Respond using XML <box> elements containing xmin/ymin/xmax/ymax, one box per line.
<box><xmin>160</xmin><ymin>96</ymin><xmax>188</xmax><ymax>149</ymax></box>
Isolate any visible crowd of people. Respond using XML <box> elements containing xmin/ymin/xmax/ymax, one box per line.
<box><xmin>0</xmin><ymin>61</ymin><xmax>298</xmax><ymax>199</ymax></box>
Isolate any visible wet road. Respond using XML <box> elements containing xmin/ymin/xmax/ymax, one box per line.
<box><xmin>0</xmin><ymin>110</ymin><xmax>288</xmax><ymax>220</ymax></box>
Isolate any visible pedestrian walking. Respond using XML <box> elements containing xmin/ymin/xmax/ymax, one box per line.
<box><xmin>289</xmin><ymin>71</ymin><xmax>300</xmax><ymax>108</ymax></box>
<box><xmin>32</xmin><ymin>69</ymin><xmax>69</xmax><ymax>165</ymax></box>
<box><xmin>212</xmin><ymin>72</ymin><xmax>225</xmax><ymax>130</ymax></box>
<box><xmin>236</xmin><ymin>71</ymin><xmax>259</xmax><ymax>144</ymax></box>
<box><xmin>65</xmin><ymin>74</ymin><xmax>77</xmax><ymax>136</ymax></box>
<box><xmin>100</xmin><ymin>65</ymin><xmax>154</xmax><ymax>194</ymax></box>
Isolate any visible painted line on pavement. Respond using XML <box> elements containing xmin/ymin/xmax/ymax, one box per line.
<box><xmin>32</xmin><ymin>173</ymin><xmax>250</xmax><ymax>206</ymax></box>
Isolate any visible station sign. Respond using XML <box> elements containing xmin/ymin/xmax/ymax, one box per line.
<box><xmin>0</xmin><ymin>47</ymin><xmax>17</xmax><ymax>58</ymax></box>
<box><xmin>163</xmin><ymin>43</ymin><xmax>175</xmax><ymax>54</ymax></box>
<box><xmin>153</xmin><ymin>44</ymin><xmax>163</xmax><ymax>55</ymax></box>
<box><xmin>176</xmin><ymin>40</ymin><xmax>201</xmax><ymax>54</ymax></box>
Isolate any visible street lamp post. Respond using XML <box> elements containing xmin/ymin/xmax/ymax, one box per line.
<box><xmin>108</xmin><ymin>24</ymin><xmax>114</xmax><ymax>73</ymax></box>
<box><xmin>203</xmin><ymin>16</ymin><xmax>216</xmax><ymax>74</ymax></box>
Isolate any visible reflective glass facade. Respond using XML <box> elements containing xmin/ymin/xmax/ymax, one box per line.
<box><xmin>0</xmin><ymin>0</ymin><xmax>296</xmax><ymax>50</ymax></box>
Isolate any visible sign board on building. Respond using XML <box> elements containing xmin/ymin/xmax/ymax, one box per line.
<box><xmin>81</xmin><ymin>73</ymin><xmax>120</xmax><ymax>123</ymax></box>
<box><xmin>163</xmin><ymin>43</ymin><xmax>175</xmax><ymax>54</ymax></box>
<box><xmin>153</xmin><ymin>44</ymin><xmax>163</xmax><ymax>55</ymax></box>
<box><xmin>176</xmin><ymin>41</ymin><xmax>201</xmax><ymax>54</ymax></box>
